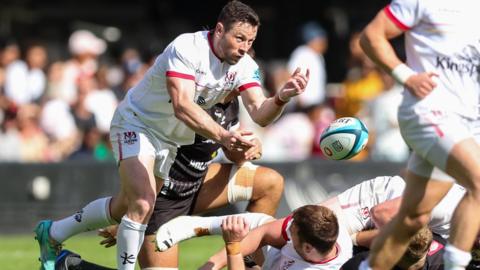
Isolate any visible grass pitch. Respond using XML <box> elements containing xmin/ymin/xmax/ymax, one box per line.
<box><xmin>1</xmin><ymin>234</ymin><xmax>224</xmax><ymax>270</ymax></box>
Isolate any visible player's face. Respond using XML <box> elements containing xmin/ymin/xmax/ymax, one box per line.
<box><xmin>216</xmin><ymin>22</ymin><xmax>257</xmax><ymax>64</ymax></box>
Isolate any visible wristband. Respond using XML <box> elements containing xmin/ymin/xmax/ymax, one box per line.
<box><xmin>391</xmin><ymin>64</ymin><xmax>416</xmax><ymax>85</ymax></box>
<box><xmin>226</xmin><ymin>241</ymin><xmax>241</xmax><ymax>255</ymax></box>
<box><xmin>274</xmin><ymin>94</ymin><xmax>289</xmax><ymax>106</ymax></box>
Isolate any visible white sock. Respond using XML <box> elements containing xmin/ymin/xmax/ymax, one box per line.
<box><xmin>155</xmin><ymin>213</ymin><xmax>274</xmax><ymax>252</ymax></box>
<box><xmin>444</xmin><ymin>243</ymin><xmax>472</xmax><ymax>270</ymax></box>
<box><xmin>117</xmin><ymin>216</ymin><xmax>147</xmax><ymax>270</ymax></box>
<box><xmin>210</xmin><ymin>212</ymin><xmax>274</xmax><ymax>235</ymax></box>
<box><xmin>359</xmin><ymin>259</ymin><xmax>373</xmax><ymax>270</ymax></box>
<box><xmin>50</xmin><ymin>197</ymin><xmax>116</xmax><ymax>243</ymax></box>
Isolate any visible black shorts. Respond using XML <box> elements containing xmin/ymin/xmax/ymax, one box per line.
<box><xmin>145</xmin><ymin>192</ymin><xmax>200</xmax><ymax>235</ymax></box>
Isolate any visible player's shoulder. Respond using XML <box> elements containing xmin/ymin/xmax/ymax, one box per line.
<box><xmin>169</xmin><ymin>31</ymin><xmax>208</xmax><ymax>55</ymax></box>
<box><xmin>237</xmin><ymin>53</ymin><xmax>258</xmax><ymax>69</ymax></box>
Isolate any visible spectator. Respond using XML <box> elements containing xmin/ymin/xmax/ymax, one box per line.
<box><xmin>4</xmin><ymin>43</ymin><xmax>48</xmax><ymax>105</ymax></box>
<box><xmin>57</xmin><ymin>29</ymin><xmax>106</xmax><ymax>103</ymax></box>
<box><xmin>16</xmin><ymin>104</ymin><xmax>50</xmax><ymax>162</ymax></box>
<box><xmin>288</xmin><ymin>21</ymin><xmax>328</xmax><ymax>110</ymax></box>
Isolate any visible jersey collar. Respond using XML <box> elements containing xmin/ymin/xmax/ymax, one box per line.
<box><xmin>207</xmin><ymin>31</ymin><xmax>223</xmax><ymax>62</ymax></box>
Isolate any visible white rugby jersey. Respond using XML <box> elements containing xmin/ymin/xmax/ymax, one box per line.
<box><xmin>262</xmin><ymin>216</ymin><xmax>353</xmax><ymax>270</ymax></box>
<box><xmin>117</xmin><ymin>30</ymin><xmax>261</xmax><ymax>145</ymax></box>
<box><xmin>337</xmin><ymin>176</ymin><xmax>406</xmax><ymax>234</ymax></box>
<box><xmin>337</xmin><ymin>175</ymin><xmax>465</xmax><ymax>238</ymax></box>
<box><xmin>386</xmin><ymin>0</ymin><xmax>480</xmax><ymax>119</ymax></box>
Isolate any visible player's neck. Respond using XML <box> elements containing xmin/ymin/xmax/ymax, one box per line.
<box><xmin>304</xmin><ymin>244</ymin><xmax>338</xmax><ymax>264</ymax></box>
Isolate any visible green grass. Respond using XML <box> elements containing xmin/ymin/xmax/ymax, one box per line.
<box><xmin>1</xmin><ymin>234</ymin><xmax>224</xmax><ymax>270</ymax></box>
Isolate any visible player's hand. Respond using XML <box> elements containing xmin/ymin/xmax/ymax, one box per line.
<box><xmin>404</xmin><ymin>72</ymin><xmax>438</xmax><ymax>99</ymax></box>
<box><xmin>221</xmin><ymin>216</ymin><xmax>250</xmax><ymax>243</ymax></box>
<box><xmin>277</xmin><ymin>67</ymin><xmax>310</xmax><ymax>101</ymax></box>
<box><xmin>244</xmin><ymin>137</ymin><xmax>262</xmax><ymax>160</ymax></box>
<box><xmin>220</xmin><ymin>130</ymin><xmax>256</xmax><ymax>152</ymax></box>
<box><xmin>98</xmin><ymin>225</ymin><xmax>118</xmax><ymax>248</ymax></box>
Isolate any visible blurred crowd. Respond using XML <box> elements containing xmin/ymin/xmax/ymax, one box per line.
<box><xmin>0</xmin><ymin>24</ymin><xmax>409</xmax><ymax>163</ymax></box>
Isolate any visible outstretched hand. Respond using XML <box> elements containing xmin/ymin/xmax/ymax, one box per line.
<box><xmin>277</xmin><ymin>67</ymin><xmax>310</xmax><ymax>102</ymax></box>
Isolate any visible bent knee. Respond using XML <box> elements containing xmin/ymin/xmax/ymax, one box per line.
<box><xmin>130</xmin><ymin>196</ymin><xmax>156</xmax><ymax>219</ymax></box>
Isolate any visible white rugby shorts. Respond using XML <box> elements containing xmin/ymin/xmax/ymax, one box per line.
<box><xmin>398</xmin><ymin>102</ymin><xmax>480</xmax><ymax>182</ymax></box>
<box><xmin>109</xmin><ymin>110</ymin><xmax>178</xmax><ymax>179</ymax></box>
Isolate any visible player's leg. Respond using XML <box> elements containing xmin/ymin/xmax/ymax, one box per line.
<box><xmin>442</xmin><ymin>138</ymin><xmax>480</xmax><ymax>270</ymax></box>
<box><xmin>137</xmin><ymin>185</ymin><xmax>194</xmax><ymax>270</ymax></box>
<box><xmin>55</xmin><ymin>249</ymin><xmax>116</xmax><ymax>270</ymax></box>
<box><xmin>115</xmin><ymin>156</ymin><xmax>156</xmax><ymax>270</ymax></box>
<box><xmin>193</xmin><ymin>162</ymin><xmax>284</xmax><ymax>215</ymax></box>
<box><xmin>366</xmin><ymin>168</ymin><xmax>453</xmax><ymax>270</ymax></box>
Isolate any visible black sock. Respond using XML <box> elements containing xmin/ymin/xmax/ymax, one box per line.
<box><xmin>67</xmin><ymin>257</ymin><xmax>116</xmax><ymax>270</ymax></box>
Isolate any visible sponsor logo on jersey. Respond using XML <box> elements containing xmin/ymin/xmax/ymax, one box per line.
<box><xmin>189</xmin><ymin>160</ymin><xmax>209</xmax><ymax>170</ymax></box>
<box><xmin>253</xmin><ymin>68</ymin><xmax>261</xmax><ymax>81</ymax></box>
<box><xmin>123</xmin><ymin>131</ymin><xmax>138</xmax><ymax>145</ymax></box>
<box><xmin>214</xmin><ymin>109</ymin><xmax>226</xmax><ymax>125</ymax></box>
<box><xmin>436</xmin><ymin>56</ymin><xmax>480</xmax><ymax>77</ymax></box>
<box><xmin>195</xmin><ymin>68</ymin><xmax>207</xmax><ymax>76</ymax></box>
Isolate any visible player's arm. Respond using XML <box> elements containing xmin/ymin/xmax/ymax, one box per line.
<box><xmin>202</xmin><ymin>218</ymin><xmax>287</xmax><ymax>269</ymax></box>
<box><xmin>353</xmin><ymin>229</ymin><xmax>380</xmax><ymax>248</ymax></box>
<box><xmin>167</xmin><ymin>76</ymin><xmax>254</xmax><ymax>151</ymax></box>
<box><xmin>240</xmin><ymin>68</ymin><xmax>309</xmax><ymax>127</ymax></box>
<box><xmin>370</xmin><ymin>197</ymin><xmax>402</xmax><ymax>228</ymax></box>
<box><xmin>222</xmin><ymin>216</ymin><xmax>249</xmax><ymax>270</ymax></box>
<box><xmin>352</xmin><ymin>197</ymin><xmax>402</xmax><ymax>248</ymax></box>
<box><xmin>360</xmin><ymin>8</ymin><xmax>437</xmax><ymax>98</ymax></box>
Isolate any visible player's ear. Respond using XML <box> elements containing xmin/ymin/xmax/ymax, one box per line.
<box><xmin>215</xmin><ymin>22</ymin><xmax>225</xmax><ymax>36</ymax></box>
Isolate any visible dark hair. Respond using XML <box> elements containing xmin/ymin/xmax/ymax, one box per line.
<box><xmin>293</xmin><ymin>205</ymin><xmax>339</xmax><ymax>254</ymax></box>
<box><xmin>217</xmin><ymin>0</ymin><xmax>260</xmax><ymax>32</ymax></box>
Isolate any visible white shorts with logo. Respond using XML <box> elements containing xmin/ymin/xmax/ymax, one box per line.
<box><xmin>109</xmin><ymin>110</ymin><xmax>178</xmax><ymax>179</ymax></box>
<box><xmin>398</xmin><ymin>101</ymin><xmax>480</xmax><ymax>182</ymax></box>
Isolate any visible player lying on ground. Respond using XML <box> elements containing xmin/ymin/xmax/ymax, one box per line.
<box><xmin>153</xmin><ymin>176</ymin><xmax>466</xmax><ymax>269</ymax></box>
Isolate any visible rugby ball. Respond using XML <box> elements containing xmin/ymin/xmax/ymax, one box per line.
<box><xmin>319</xmin><ymin>117</ymin><xmax>369</xmax><ymax>160</ymax></box>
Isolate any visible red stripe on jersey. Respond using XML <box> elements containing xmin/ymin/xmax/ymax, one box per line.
<box><xmin>340</xmin><ymin>202</ymin><xmax>360</xmax><ymax>209</ymax></box>
<box><xmin>384</xmin><ymin>5</ymin><xmax>411</xmax><ymax>31</ymax></box>
<box><xmin>307</xmin><ymin>244</ymin><xmax>340</xmax><ymax>264</ymax></box>
<box><xmin>166</xmin><ymin>71</ymin><xmax>195</xmax><ymax>81</ymax></box>
<box><xmin>116</xmin><ymin>132</ymin><xmax>123</xmax><ymax>160</ymax></box>
<box><xmin>208</xmin><ymin>31</ymin><xmax>222</xmax><ymax>61</ymax></box>
<box><xmin>281</xmin><ymin>215</ymin><xmax>293</xmax><ymax>241</ymax></box>
<box><xmin>238</xmin><ymin>82</ymin><xmax>261</xmax><ymax>92</ymax></box>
